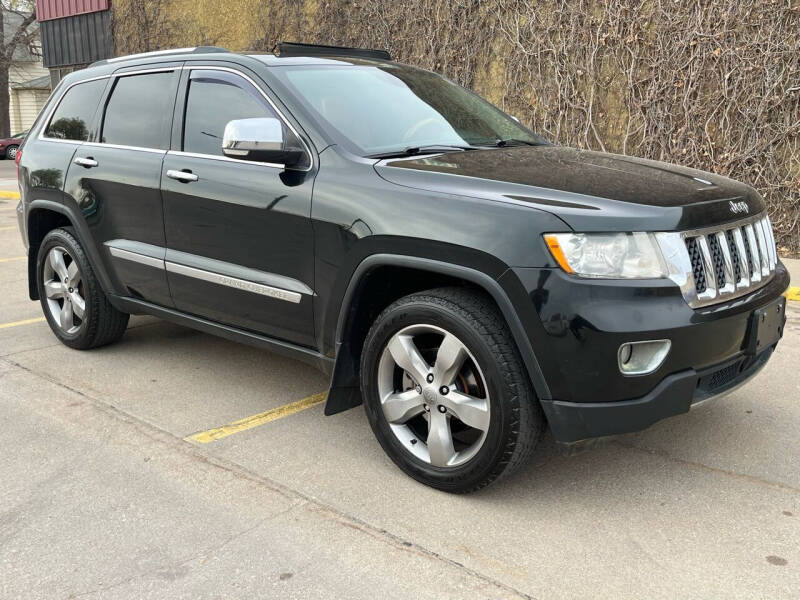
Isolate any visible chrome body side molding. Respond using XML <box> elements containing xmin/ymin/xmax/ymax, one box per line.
<box><xmin>104</xmin><ymin>240</ymin><xmax>308</xmax><ymax>304</ymax></box>
<box><xmin>105</xmin><ymin>239</ymin><xmax>166</xmax><ymax>269</ymax></box>
<box><xmin>108</xmin><ymin>246</ymin><xmax>165</xmax><ymax>270</ymax></box>
<box><xmin>165</xmin><ymin>262</ymin><xmax>302</xmax><ymax>304</ymax></box>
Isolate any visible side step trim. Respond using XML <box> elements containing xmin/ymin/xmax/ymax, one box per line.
<box><xmin>110</xmin><ymin>295</ymin><xmax>333</xmax><ymax>375</ymax></box>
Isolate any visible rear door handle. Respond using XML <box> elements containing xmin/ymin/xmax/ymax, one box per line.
<box><xmin>73</xmin><ymin>157</ymin><xmax>98</xmax><ymax>168</ymax></box>
<box><xmin>166</xmin><ymin>169</ymin><xmax>199</xmax><ymax>183</ymax></box>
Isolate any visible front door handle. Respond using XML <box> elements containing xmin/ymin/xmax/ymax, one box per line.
<box><xmin>166</xmin><ymin>169</ymin><xmax>199</xmax><ymax>183</ymax></box>
<box><xmin>73</xmin><ymin>157</ymin><xmax>98</xmax><ymax>168</ymax></box>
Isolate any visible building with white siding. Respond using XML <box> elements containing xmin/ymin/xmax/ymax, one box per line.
<box><xmin>4</xmin><ymin>9</ymin><xmax>50</xmax><ymax>135</ymax></box>
<box><xmin>9</xmin><ymin>64</ymin><xmax>50</xmax><ymax>134</ymax></box>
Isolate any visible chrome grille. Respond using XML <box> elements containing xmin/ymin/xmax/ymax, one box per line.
<box><xmin>655</xmin><ymin>213</ymin><xmax>778</xmax><ymax>309</ymax></box>
<box><xmin>741</xmin><ymin>228</ymin><xmax>754</xmax><ymax>276</ymax></box>
<box><xmin>706</xmin><ymin>233</ymin><xmax>726</xmax><ymax>287</ymax></box>
<box><xmin>684</xmin><ymin>237</ymin><xmax>706</xmax><ymax>293</ymax></box>
<box><xmin>724</xmin><ymin>229</ymin><xmax>742</xmax><ymax>283</ymax></box>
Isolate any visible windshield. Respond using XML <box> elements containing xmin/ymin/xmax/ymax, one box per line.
<box><xmin>271</xmin><ymin>63</ymin><xmax>545</xmax><ymax>156</ymax></box>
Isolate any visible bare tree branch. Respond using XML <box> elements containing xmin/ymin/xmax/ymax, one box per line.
<box><xmin>4</xmin><ymin>10</ymin><xmax>36</xmax><ymax>62</ymax></box>
<box><xmin>110</xmin><ymin>0</ymin><xmax>800</xmax><ymax>254</ymax></box>
<box><xmin>0</xmin><ymin>1</ymin><xmax>39</xmax><ymax>137</ymax></box>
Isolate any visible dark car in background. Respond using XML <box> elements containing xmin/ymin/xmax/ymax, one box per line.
<box><xmin>1</xmin><ymin>131</ymin><xmax>26</xmax><ymax>160</ymax></box>
<box><xmin>15</xmin><ymin>43</ymin><xmax>789</xmax><ymax>492</ymax></box>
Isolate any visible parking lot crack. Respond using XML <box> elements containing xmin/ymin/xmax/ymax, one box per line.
<box><xmin>67</xmin><ymin>508</ymin><xmax>303</xmax><ymax>599</ymax></box>
<box><xmin>614</xmin><ymin>440</ymin><xmax>800</xmax><ymax>495</ymax></box>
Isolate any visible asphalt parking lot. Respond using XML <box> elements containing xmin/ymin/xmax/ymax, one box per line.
<box><xmin>1</xmin><ymin>162</ymin><xmax>798</xmax><ymax>598</ymax></box>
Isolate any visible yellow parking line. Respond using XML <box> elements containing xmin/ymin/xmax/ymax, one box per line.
<box><xmin>0</xmin><ymin>191</ymin><xmax>19</xmax><ymax>199</ymax></box>
<box><xmin>0</xmin><ymin>226</ymin><xmax>17</xmax><ymax>231</ymax></box>
<box><xmin>0</xmin><ymin>256</ymin><xmax>25</xmax><ymax>263</ymax></box>
<box><xmin>0</xmin><ymin>316</ymin><xmax>46</xmax><ymax>329</ymax></box>
<box><xmin>786</xmin><ymin>287</ymin><xmax>800</xmax><ymax>302</ymax></box>
<box><xmin>186</xmin><ymin>392</ymin><xmax>327</xmax><ymax>444</ymax></box>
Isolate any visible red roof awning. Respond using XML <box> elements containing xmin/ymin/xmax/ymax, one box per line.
<box><xmin>35</xmin><ymin>0</ymin><xmax>110</xmax><ymax>22</ymax></box>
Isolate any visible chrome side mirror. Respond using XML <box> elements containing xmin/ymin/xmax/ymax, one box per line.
<box><xmin>222</xmin><ymin>118</ymin><xmax>306</xmax><ymax>167</ymax></box>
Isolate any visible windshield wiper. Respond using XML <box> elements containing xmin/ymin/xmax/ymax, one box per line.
<box><xmin>367</xmin><ymin>145</ymin><xmax>474</xmax><ymax>159</ymax></box>
<box><xmin>491</xmin><ymin>138</ymin><xmax>540</xmax><ymax>147</ymax></box>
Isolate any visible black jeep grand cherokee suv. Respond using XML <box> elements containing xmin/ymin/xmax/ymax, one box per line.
<box><xmin>16</xmin><ymin>44</ymin><xmax>789</xmax><ymax>492</ymax></box>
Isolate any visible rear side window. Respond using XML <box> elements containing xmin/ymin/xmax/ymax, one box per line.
<box><xmin>182</xmin><ymin>70</ymin><xmax>280</xmax><ymax>156</ymax></box>
<box><xmin>44</xmin><ymin>78</ymin><xmax>107</xmax><ymax>141</ymax></box>
<box><xmin>101</xmin><ymin>72</ymin><xmax>176</xmax><ymax>149</ymax></box>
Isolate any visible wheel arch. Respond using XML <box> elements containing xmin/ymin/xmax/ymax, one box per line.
<box><xmin>325</xmin><ymin>254</ymin><xmax>551</xmax><ymax>415</ymax></box>
<box><xmin>26</xmin><ymin>200</ymin><xmax>116</xmax><ymax>301</ymax></box>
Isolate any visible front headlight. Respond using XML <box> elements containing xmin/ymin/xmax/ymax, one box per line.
<box><xmin>544</xmin><ymin>232</ymin><xmax>667</xmax><ymax>279</ymax></box>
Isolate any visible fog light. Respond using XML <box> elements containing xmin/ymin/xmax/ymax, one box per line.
<box><xmin>618</xmin><ymin>340</ymin><xmax>671</xmax><ymax>376</ymax></box>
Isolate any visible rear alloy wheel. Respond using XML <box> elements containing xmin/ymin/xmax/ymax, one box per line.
<box><xmin>5</xmin><ymin>144</ymin><xmax>18</xmax><ymax>160</ymax></box>
<box><xmin>37</xmin><ymin>227</ymin><xmax>129</xmax><ymax>349</ymax></box>
<box><xmin>43</xmin><ymin>245</ymin><xmax>86</xmax><ymax>335</ymax></box>
<box><xmin>361</xmin><ymin>287</ymin><xmax>543</xmax><ymax>493</ymax></box>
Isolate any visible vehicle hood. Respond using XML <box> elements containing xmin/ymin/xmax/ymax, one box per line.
<box><xmin>374</xmin><ymin>146</ymin><xmax>764</xmax><ymax>231</ymax></box>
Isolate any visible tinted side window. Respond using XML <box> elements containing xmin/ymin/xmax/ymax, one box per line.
<box><xmin>102</xmin><ymin>72</ymin><xmax>176</xmax><ymax>149</ymax></box>
<box><xmin>183</xmin><ymin>72</ymin><xmax>277</xmax><ymax>156</ymax></box>
<box><xmin>44</xmin><ymin>78</ymin><xmax>107</xmax><ymax>141</ymax></box>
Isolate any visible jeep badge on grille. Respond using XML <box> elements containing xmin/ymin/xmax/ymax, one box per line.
<box><xmin>729</xmin><ymin>200</ymin><xmax>749</xmax><ymax>214</ymax></box>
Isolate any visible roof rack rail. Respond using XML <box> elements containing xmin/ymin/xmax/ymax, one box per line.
<box><xmin>91</xmin><ymin>46</ymin><xmax>230</xmax><ymax>67</ymax></box>
<box><xmin>275</xmin><ymin>42</ymin><xmax>391</xmax><ymax>61</ymax></box>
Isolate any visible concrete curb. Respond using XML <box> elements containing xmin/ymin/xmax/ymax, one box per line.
<box><xmin>781</xmin><ymin>257</ymin><xmax>799</xmax><ymax>303</ymax></box>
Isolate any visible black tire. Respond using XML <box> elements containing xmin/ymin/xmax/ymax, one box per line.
<box><xmin>5</xmin><ymin>145</ymin><xmax>18</xmax><ymax>160</ymax></box>
<box><xmin>360</xmin><ymin>286</ymin><xmax>543</xmax><ymax>493</ymax></box>
<box><xmin>36</xmin><ymin>227</ymin><xmax>129</xmax><ymax>350</ymax></box>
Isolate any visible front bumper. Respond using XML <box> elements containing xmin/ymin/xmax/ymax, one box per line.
<box><xmin>539</xmin><ymin>347</ymin><xmax>773</xmax><ymax>443</ymax></box>
<box><xmin>507</xmin><ymin>261</ymin><xmax>790</xmax><ymax>443</ymax></box>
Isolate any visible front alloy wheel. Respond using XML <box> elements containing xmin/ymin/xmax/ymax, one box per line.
<box><xmin>378</xmin><ymin>324</ymin><xmax>491</xmax><ymax>468</ymax></box>
<box><xmin>361</xmin><ymin>287</ymin><xmax>543</xmax><ymax>493</ymax></box>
